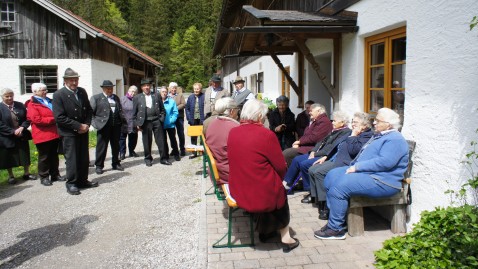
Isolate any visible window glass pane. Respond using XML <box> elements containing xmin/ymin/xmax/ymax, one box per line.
<box><xmin>392</xmin><ymin>37</ymin><xmax>406</xmax><ymax>62</ymax></box>
<box><xmin>1</xmin><ymin>13</ymin><xmax>6</xmax><ymax>21</ymax></box>
<box><xmin>391</xmin><ymin>90</ymin><xmax>405</xmax><ymax>115</ymax></box>
<box><xmin>370</xmin><ymin>67</ymin><xmax>384</xmax><ymax>88</ymax></box>
<box><xmin>392</xmin><ymin>64</ymin><xmax>406</xmax><ymax>88</ymax></box>
<box><xmin>1</xmin><ymin>3</ymin><xmax>6</xmax><ymax>10</ymax></box>
<box><xmin>8</xmin><ymin>12</ymin><xmax>13</xmax><ymax>21</ymax></box>
<box><xmin>370</xmin><ymin>42</ymin><xmax>384</xmax><ymax>65</ymax></box>
<box><xmin>369</xmin><ymin>90</ymin><xmax>384</xmax><ymax>113</ymax></box>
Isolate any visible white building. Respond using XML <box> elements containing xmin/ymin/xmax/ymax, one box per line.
<box><xmin>214</xmin><ymin>0</ymin><xmax>478</xmax><ymax>227</ymax></box>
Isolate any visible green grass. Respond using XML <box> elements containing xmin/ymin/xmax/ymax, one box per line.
<box><xmin>0</xmin><ymin>130</ymin><xmax>97</xmax><ymax>186</ymax></box>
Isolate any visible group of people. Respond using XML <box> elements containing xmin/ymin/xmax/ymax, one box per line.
<box><xmin>202</xmin><ymin>92</ymin><xmax>409</xmax><ymax>252</ymax></box>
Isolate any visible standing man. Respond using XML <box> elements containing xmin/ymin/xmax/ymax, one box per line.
<box><xmin>90</xmin><ymin>80</ymin><xmax>125</xmax><ymax>175</ymax></box>
<box><xmin>204</xmin><ymin>75</ymin><xmax>230</xmax><ymax>118</ymax></box>
<box><xmin>52</xmin><ymin>68</ymin><xmax>96</xmax><ymax>195</ymax></box>
<box><xmin>168</xmin><ymin>82</ymin><xmax>186</xmax><ymax>156</ymax></box>
<box><xmin>231</xmin><ymin>76</ymin><xmax>255</xmax><ymax>108</ymax></box>
<box><xmin>133</xmin><ymin>79</ymin><xmax>171</xmax><ymax>166</ymax></box>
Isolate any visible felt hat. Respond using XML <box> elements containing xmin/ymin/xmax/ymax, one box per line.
<box><xmin>211</xmin><ymin>75</ymin><xmax>222</xmax><ymax>82</ymax></box>
<box><xmin>63</xmin><ymin>68</ymin><xmax>80</xmax><ymax>78</ymax></box>
<box><xmin>232</xmin><ymin>76</ymin><xmax>245</xmax><ymax>84</ymax></box>
<box><xmin>100</xmin><ymin>80</ymin><xmax>115</xmax><ymax>87</ymax></box>
<box><xmin>140</xmin><ymin>79</ymin><xmax>151</xmax><ymax>85</ymax></box>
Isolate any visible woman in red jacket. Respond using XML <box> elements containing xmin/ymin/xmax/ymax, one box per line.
<box><xmin>26</xmin><ymin>83</ymin><xmax>65</xmax><ymax>186</ymax></box>
<box><xmin>227</xmin><ymin>99</ymin><xmax>299</xmax><ymax>253</ymax></box>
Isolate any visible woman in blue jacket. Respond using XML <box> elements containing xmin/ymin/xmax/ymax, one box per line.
<box><xmin>185</xmin><ymin>83</ymin><xmax>205</xmax><ymax>159</ymax></box>
<box><xmin>159</xmin><ymin>86</ymin><xmax>180</xmax><ymax>161</ymax></box>
<box><xmin>315</xmin><ymin>108</ymin><xmax>409</xmax><ymax>240</ymax></box>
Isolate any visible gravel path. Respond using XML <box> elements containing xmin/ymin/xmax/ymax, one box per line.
<box><xmin>0</xmin><ymin>136</ymin><xmax>207</xmax><ymax>269</ymax></box>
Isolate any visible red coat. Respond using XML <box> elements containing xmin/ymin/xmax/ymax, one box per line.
<box><xmin>227</xmin><ymin>123</ymin><xmax>287</xmax><ymax>213</ymax></box>
<box><xmin>26</xmin><ymin>97</ymin><xmax>60</xmax><ymax>144</ymax></box>
<box><xmin>297</xmin><ymin>113</ymin><xmax>332</xmax><ymax>154</ymax></box>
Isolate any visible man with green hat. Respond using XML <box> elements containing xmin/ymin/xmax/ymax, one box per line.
<box><xmin>53</xmin><ymin>68</ymin><xmax>96</xmax><ymax>195</ymax></box>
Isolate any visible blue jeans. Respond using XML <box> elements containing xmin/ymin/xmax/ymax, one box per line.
<box><xmin>283</xmin><ymin>154</ymin><xmax>318</xmax><ymax>191</ymax></box>
<box><xmin>324</xmin><ymin>166</ymin><xmax>400</xmax><ymax>231</ymax></box>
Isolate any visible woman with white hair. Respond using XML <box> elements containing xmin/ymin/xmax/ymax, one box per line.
<box><xmin>205</xmin><ymin>97</ymin><xmax>239</xmax><ymax>184</ymax></box>
<box><xmin>315</xmin><ymin>108</ymin><xmax>409</xmax><ymax>240</ymax></box>
<box><xmin>119</xmin><ymin>85</ymin><xmax>139</xmax><ymax>160</ymax></box>
<box><xmin>0</xmin><ymin>87</ymin><xmax>36</xmax><ymax>184</ymax></box>
<box><xmin>228</xmin><ymin>99</ymin><xmax>299</xmax><ymax>253</ymax></box>
<box><xmin>26</xmin><ymin>83</ymin><xmax>65</xmax><ymax>186</ymax></box>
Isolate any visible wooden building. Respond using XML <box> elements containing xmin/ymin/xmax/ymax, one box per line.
<box><xmin>0</xmin><ymin>0</ymin><xmax>161</xmax><ymax>101</ymax></box>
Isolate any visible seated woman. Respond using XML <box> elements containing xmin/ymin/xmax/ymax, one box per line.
<box><xmin>283</xmin><ymin>111</ymin><xmax>351</xmax><ymax>193</ymax></box>
<box><xmin>228</xmin><ymin>99</ymin><xmax>299</xmax><ymax>253</ymax></box>
<box><xmin>205</xmin><ymin>97</ymin><xmax>239</xmax><ymax>185</ymax></box>
<box><xmin>268</xmin><ymin>95</ymin><xmax>296</xmax><ymax>150</ymax></box>
<box><xmin>315</xmin><ymin>108</ymin><xmax>409</xmax><ymax>240</ymax></box>
<box><xmin>282</xmin><ymin>103</ymin><xmax>332</xmax><ymax>166</ymax></box>
<box><xmin>308</xmin><ymin>112</ymin><xmax>373</xmax><ymax>220</ymax></box>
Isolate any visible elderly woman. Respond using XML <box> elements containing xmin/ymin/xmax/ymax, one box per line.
<box><xmin>0</xmin><ymin>88</ymin><xmax>36</xmax><ymax>184</ymax></box>
<box><xmin>308</xmin><ymin>112</ymin><xmax>373</xmax><ymax>220</ymax></box>
<box><xmin>159</xmin><ymin>86</ymin><xmax>180</xmax><ymax>161</ymax></box>
<box><xmin>315</xmin><ymin>108</ymin><xmax>409</xmax><ymax>240</ymax></box>
<box><xmin>205</xmin><ymin>97</ymin><xmax>239</xmax><ymax>185</ymax></box>
<box><xmin>185</xmin><ymin>82</ymin><xmax>205</xmax><ymax>159</ymax></box>
<box><xmin>119</xmin><ymin>85</ymin><xmax>139</xmax><ymax>160</ymax></box>
<box><xmin>283</xmin><ymin>111</ymin><xmax>351</xmax><ymax>194</ymax></box>
<box><xmin>228</xmin><ymin>99</ymin><xmax>299</xmax><ymax>253</ymax></box>
<box><xmin>268</xmin><ymin>95</ymin><xmax>296</xmax><ymax>150</ymax></box>
<box><xmin>282</xmin><ymin>103</ymin><xmax>332</xmax><ymax>166</ymax></box>
<box><xmin>26</xmin><ymin>83</ymin><xmax>65</xmax><ymax>186</ymax></box>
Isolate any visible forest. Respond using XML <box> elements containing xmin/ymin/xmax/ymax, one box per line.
<box><xmin>52</xmin><ymin>0</ymin><xmax>223</xmax><ymax>91</ymax></box>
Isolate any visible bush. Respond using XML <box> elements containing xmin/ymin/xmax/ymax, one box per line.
<box><xmin>374</xmin><ymin>205</ymin><xmax>478</xmax><ymax>268</ymax></box>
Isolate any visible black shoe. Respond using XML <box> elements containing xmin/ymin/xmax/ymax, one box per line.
<box><xmin>301</xmin><ymin>194</ymin><xmax>315</xmax><ymax>204</ymax></box>
<box><xmin>52</xmin><ymin>175</ymin><xmax>66</xmax><ymax>182</ymax></box>
<box><xmin>78</xmin><ymin>181</ymin><xmax>98</xmax><ymax>188</ymax></box>
<box><xmin>23</xmin><ymin>174</ymin><xmax>37</xmax><ymax>180</ymax></box>
<box><xmin>160</xmin><ymin>160</ymin><xmax>172</xmax><ymax>165</ymax></box>
<box><xmin>180</xmin><ymin>150</ymin><xmax>186</xmax><ymax>157</ymax></box>
<box><xmin>145</xmin><ymin>162</ymin><xmax>152</xmax><ymax>167</ymax></box>
<box><xmin>293</xmin><ymin>181</ymin><xmax>303</xmax><ymax>191</ymax></box>
<box><xmin>259</xmin><ymin>231</ymin><xmax>278</xmax><ymax>243</ymax></box>
<box><xmin>95</xmin><ymin>167</ymin><xmax>104</xmax><ymax>175</ymax></box>
<box><xmin>41</xmin><ymin>177</ymin><xmax>52</xmax><ymax>186</ymax></box>
<box><xmin>7</xmin><ymin>177</ymin><xmax>16</xmax><ymax>185</ymax></box>
<box><xmin>120</xmin><ymin>154</ymin><xmax>126</xmax><ymax>160</ymax></box>
<box><xmin>66</xmin><ymin>184</ymin><xmax>81</xmax><ymax>195</ymax></box>
<box><xmin>174</xmin><ymin>155</ymin><xmax>181</xmax><ymax>161</ymax></box>
<box><xmin>282</xmin><ymin>238</ymin><xmax>300</xmax><ymax>253</ymax></box>
<box><xmin>130</xmin><ymin>152</ymin><xmax>139</xmax><ymax>157</ymax></box>
<box><xmin>112</xmin><ymin>164</ymin><xmax>124</xmax><ymax>171</ymax></box>
<box><xmin>319</xmin><ymin>207</ymin><xmax>330</xmax><ymax>220</ymax></box>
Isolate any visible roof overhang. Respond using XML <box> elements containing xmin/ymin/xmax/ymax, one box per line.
<box><xmin>213</xmin><ymin>3</ymin><xmax>359</xmax><ymax>58</ymax></box>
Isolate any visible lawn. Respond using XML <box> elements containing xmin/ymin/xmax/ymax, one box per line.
<box><xmin>0</xmin><ymin>131</ymin><xmax>97</xmax><ymax>185</ymax></box>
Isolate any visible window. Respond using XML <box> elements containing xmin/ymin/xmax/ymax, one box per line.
<box><xmin>1</xmin><ymin>0</ymin><xmax>15</xmax><ymax>22</ymax></box>
<box><xmin>21</xmin><ymin>66</ymin><xmax>58</xmax><ymax>94</ymax></box>
<box><xmin>365</xmin><ymin>27</ymin><xmax>406</xmax><ymax>116</ymax></box>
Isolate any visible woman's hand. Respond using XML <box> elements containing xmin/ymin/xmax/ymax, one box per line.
<box><xmin>292</xmin><ymin>140</ymin><xmax>300</xmax><ymax>148</ymax></box>
<box><xmin>308</xmin><ymin>152</ymin><xmax>315</xmax><ymax>159</ymax></box>
<box><xmin>313</xmin><ymin>156</ymin><xmax>327</xmax><ymax>165</ymax></box>
<box><xmin>346</xmin><ymin>166</ymin><xmax>356</xmax><ymax>174</ymax></box>
<box><xmin>14</xmin><ymin>126</ymin><xmax>24</xmax><ymax>137</ymax></box>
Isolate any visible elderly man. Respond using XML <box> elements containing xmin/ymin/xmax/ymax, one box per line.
<box><xmin>52</xmin><ymin>68</ymin><xmax>96</xmax><ymax>195</ymax></box>
<box><xmin>204</xmin><ymin>75</ymin><xmax>230</xmax><ymax>118</ymax></box>
<box><xmin>90</xmin><ymin>80</ymin><xmax>125</xmax><ymax>174</ymax></box>
<box><xmin>133</xmin><ymin>79</ymin><xmax>170</xmax><ymax>166</ymax></box>
<box><xmin>296</xmin><ymin>100</ymin><xmax>315</xmax><ymax>138</ymax></box>
<box><xmin>168</xmin><ymin>82</ymin><xmax>186</xmax><ymax>156</ymax></box>
<box><xmin>231</xmin><ymin>76</ymin><xmax>255</xmax><ymax>108</ymax></box>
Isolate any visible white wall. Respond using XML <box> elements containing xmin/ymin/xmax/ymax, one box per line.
<box><xmin>90</xmin><ymin>59</ymin><xmax>124</xmax><ymax>97</ymax></box>
<box><xmin>341</xmin><ymin>0</ymin><xmax>478</xmax><ymax>225</ymax></box>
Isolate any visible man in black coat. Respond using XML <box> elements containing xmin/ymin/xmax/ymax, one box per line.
<box><xmin>52</xmin><ymin>68</ymin><xmax>96</xmax><ymax>195</ymax></box>
<box><xmin>133</xmin><ymin>79</ymin><xmax>170</xmax><ymax>166</ymax></box>
<box><xmin>90</xmin><ymin>80</ymin><xmax>125</xmax><ymax>174</ymax></box>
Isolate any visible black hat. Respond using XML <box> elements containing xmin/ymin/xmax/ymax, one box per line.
<box><xmin>233</xmin><ymin>76</ymin><xmax>245</xmax><ymax>84</ymax></box>
<box><xmin>211</xmin><ymin>75</ymin><xmax>221</xmax><ymax>82</ymax></box>
<box><xmin>140</xmin><ymin>79</ymin><xmax>151</xmax><ymax>85</ymax></box>
<box><xmin>63</xmin><ymin>68</ymin><xmax>80</xmax><ymax>78</ymax></box>
<box><xmin>100</xmin><ymin>80</ymin><xmax>115</xmax><ymax>87</ymax></box>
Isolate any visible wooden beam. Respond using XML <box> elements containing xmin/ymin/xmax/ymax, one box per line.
<box><xmin>268</xmin><ymin>51</ymin><xmax>301</xmax><ymax>98</ymax></box>
<box><xmin>128</xmin><ymin>67</ymin><xmax>145</xmax><ymax>76</ymax></box>
<box><xmin>294</xmin><ymin>38</ymin><xmax>337</xmax><ymax>102</ymax></box>
<box><xmin>298</xmin><ymin>51</ymin><xmax>304</xmax><ymax>108</ymax></box>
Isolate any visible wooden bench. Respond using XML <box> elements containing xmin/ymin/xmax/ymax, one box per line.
<box><xmin>201</xmin><ymin>134</ymin><xmax>225</xmax><ymax>201</ymax></box>
<box><xmin>347</xmin><ymin>140</ymin><xmax>416</xmax><ymax>236</ymax></box>
<box><xmin>186</xmin><ymin>125</ymin><xmax>207</xmax><ymax>177</ymax></box>
<box><xmin>212</xmin><ymin>184</ymin><xmax>254</xmax><ymax>248</ymax></box>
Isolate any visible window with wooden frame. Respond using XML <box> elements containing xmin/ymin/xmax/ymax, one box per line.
<box><xmin>365</xmin><ymin>27</ymin><xmax>406</xmax><ymax>117</ymax></box>
<box><xmin>1</xmin><ymin>0</ymin><xmax>15</xmax><ymax>22</ymax></box>
<box><xmin>21</xmin><ymin>66</ymin><xmax>58</xmax><ymax>94</ymax></box>
<box><xmin>281</xmin><ymin>67</ymin><xmax>290</xmax><ymax>97</ymax></box>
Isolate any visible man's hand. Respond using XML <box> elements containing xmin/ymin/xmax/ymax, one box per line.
<box><xmin>14</xmin><ymin>126</ymin><xmax>24</xmax><ymax>137</ymax></box>
<box><xmin>78</xmin><ymin>124</ymin><xmax>89</xmax><ymax>134</ymax></box>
